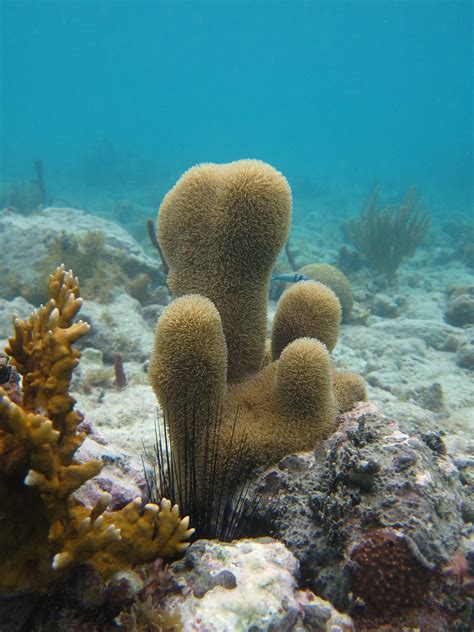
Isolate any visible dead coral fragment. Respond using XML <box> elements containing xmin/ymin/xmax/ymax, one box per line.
<box><xmin>344</xmin><ymin>186</ymin><xmax>430</xmax><ymax>280</ymax></box>
<box><xmin>0</xmin><ymin>265</ymin><xmax>192</xmax><ymax>593</ymax></box>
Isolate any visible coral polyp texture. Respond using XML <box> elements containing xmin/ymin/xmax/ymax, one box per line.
<box><xmin>271</xmin><ymin>280</ymin><xmax>342</xmax><ymax>358</ymax></box>
<box><xmin>298</xmin><ymin>263</ymin><xmax>354</xmax><ymax>323</ymax></box>
<box><xmin>157</xmin><ymin>159</ymin><xmax>292</xmax><ymax>381</ymax></box>
<box><xmin>150</xmin><ymin>160</ymin><xmax>366</xmax><ymax>504</ymax></box>
<box><xmin>332</xmin><ymin>371</ymin><xmax>367</xmax><ymax>414</ymax></box>
<box><xmin>0</xmin><ymin>266</ymin><xmax>193</xmax><ymax>593</ymax></box>
<box><xmin>348</xmin><ymin>528</ymin><xmax>431</xmax><ymax>612</ymax></box>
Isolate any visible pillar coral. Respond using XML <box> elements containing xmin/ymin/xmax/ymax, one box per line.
<box><xmin>150</xmin><ymin>160</ymin><xmax>366</xmax><ymax>493</ymax></box>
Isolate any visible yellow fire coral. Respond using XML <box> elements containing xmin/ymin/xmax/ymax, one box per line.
<box><xmin>150</xmin><ymin>160</ymin><xmax>366</xmax><ymax>504</ymax></box>
<box><xmin>0</xmin><ymin>266</ymin><xmax>193</xmax><ymax>593</ymax></box>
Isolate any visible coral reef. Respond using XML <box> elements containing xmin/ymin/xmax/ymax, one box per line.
<box><xmin>24</xmin><ymin>230</ymin><xmax>127</xmax><ymax>305</ymax></box>
<box><xmin>0</xmin><ymin>208</ymin><xmax>165</xmax><ymax>307</ymax></box>
<box><xmin>150</xmin><ymin>160</ymin><xmax>366</xmax><ymax>526</ymax></box>
<box><xmin>161</xmin><ymin>538</ymin><xmax>355</xmax><ymax>631</ymax></box>
<box><xmin>0</xmin><ymin>266</ymin><xmax>193</xmax><ymax>594</ymax></box>
<box><xmin>245</xmin><ymin>403</ymin><xmax>471</xmax><ymax>629</ymax></box>
<box><xmin>343</xmin><ymin>186</ymin><xmax>430</xmax><ymax>280</ymax></box>
<box><xmin>299</xmin><ymin>263</ymin><xmax>354</xmax><ymax>323</ymax></box>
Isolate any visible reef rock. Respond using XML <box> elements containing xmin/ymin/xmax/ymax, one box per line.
<box><xmin>446</xmin><ymin>286</ymin><xmax>474</xmax><ymax>327</ymax></box>
<box><xmin>245</xmin><ymin>402</ymin><xmax>471</xmax><ymax>629</ymax></box>
<box><xmin>456</xmin><ymin>335</ymin><xmax>474</xmax><ymax>370</ymax></box>
<box><xmin>78</xmin><ymin>293</ymin><xmax>154</xmax><ymax>362</ymax></box>
<box><xmin>162</xmin><ymin>538</ymin><xmax>354</xmax><ymax>631</ymax></box>
<box><xmin>370</xmin><ymin>316</ymin><xmax>461</xmax><ymax>350</ymax></box>
<box><xmin>369</xmin><ymin>293</ymin><xmax>401</xmax><ymax>319</ymax></box>
<box><xmin>0</xmin><ymin>207</ymin><xmax>162</xmax><ymax>304</ymax></box>
<box><xmin>74</xmin><ymin>431</ymin><xmax>151</xmax><ymax>511</ymax></box>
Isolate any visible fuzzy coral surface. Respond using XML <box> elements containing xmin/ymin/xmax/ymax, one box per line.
<box><xmin>151</xmin><ymin>160</ymin><xmax>366</xmax><ymax>505</ymax></box>
<box><xmin>299</xmin><ymin>262</ymin><xmax>354</xmax><ymax>323</ymax></box>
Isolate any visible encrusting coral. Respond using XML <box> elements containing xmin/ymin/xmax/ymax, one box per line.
<box><xmin>348</xmin><ymin>528</ymin><xmax>431</xmax><ymax>612</ymax></box>
<box><xmin>0</xmin><ymin>266</ymin><xmax>193</xmax><ymax>594</ymax></box>
<box><xmin>150</xmin><ymin>160</ymin><xmax>366</xmax><ymax>511</ymax></box>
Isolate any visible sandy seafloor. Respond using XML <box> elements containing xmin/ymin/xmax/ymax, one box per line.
<box><xmin>0</xmin><ymin>191</ymin><xmax>472</xmax><ymax>466</ymax></box>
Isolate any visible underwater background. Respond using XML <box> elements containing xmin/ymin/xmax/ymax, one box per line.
<box><xmin>1</xmin><ymin>0</ymin><xmax>472</xmax><ymax>227</ymax></box>
<box><xmin>1</xmin><ymin>2</ymin><xmax>474</xmax><ymax>630</ymax></box>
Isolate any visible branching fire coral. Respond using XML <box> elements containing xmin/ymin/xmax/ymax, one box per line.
<box><xmin>0</xmin><ymin>265</ymin><xmax>193</xmax><ymax>593</ymax></box>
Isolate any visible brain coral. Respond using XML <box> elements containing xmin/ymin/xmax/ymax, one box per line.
<box><xmin>299</xmin><ymin>263</ymin><xmax>354</xmax><ymax>322</ymax></box>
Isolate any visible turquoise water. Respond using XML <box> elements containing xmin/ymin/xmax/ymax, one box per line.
<box><xmin>1</xmin><ymin>0</ymin><xmax>472</xmax><ymax>220</ymax></box>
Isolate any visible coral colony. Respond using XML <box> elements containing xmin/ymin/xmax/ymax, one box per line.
<box><xmin>0</xmin><ymin>161</ymin><xmax>366</xmax><ymax>594</ymax></box>
<box><xmin>0</xmin><ymin>266</ymin><xmax>193</xmax><ymax>593</ymax></box>
<box><xmin>149</xmin><ymin>161</ymin><xmax>366</xmax><ymax>521</ymax></box>
<box><xmin>1</xmin><ymin>160</ymin><xmax>472</xmax><ymax>631</ymax></box>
